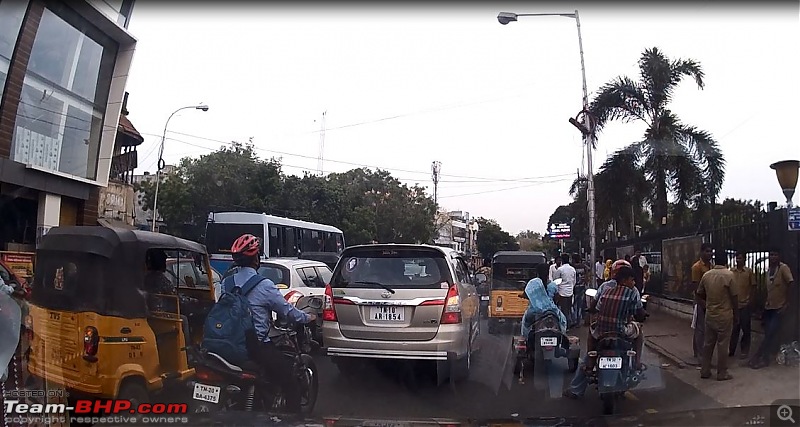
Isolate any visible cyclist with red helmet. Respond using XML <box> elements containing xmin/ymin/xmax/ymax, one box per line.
<box><xmin>224</xmin><ymin>233</ymin><xmax>316</xmax><ymax>413</ymax></box>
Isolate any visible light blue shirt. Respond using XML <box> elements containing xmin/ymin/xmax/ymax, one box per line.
<box><xmin>228</xmin><ymin>267</ymin><xmax>310</xmax><ymax>343</ymax></box>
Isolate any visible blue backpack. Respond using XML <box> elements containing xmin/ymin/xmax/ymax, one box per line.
<box><xmin>202</xmin><ymin>275</ymin><xmax>266</xmax><ymax>364</ymax></box>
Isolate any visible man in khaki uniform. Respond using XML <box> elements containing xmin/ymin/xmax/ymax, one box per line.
<box><xmin>730</xmin><ymin>251</ymin><xmax>756</xmax><ymax>358</ymax></box>
<box><xmin>691</xmin><ymin>243</ymin><xmax>714</xmax><ymax>362</ymax></box>
<box><xmin>696</xmin><ymin>249</ymin><xmax>738</xmax><ymax>381</ymax></box>
<box><xmin>750</xmin><ymin>249</ymin><xmax>795</xmax><ymax>369</ymax></box>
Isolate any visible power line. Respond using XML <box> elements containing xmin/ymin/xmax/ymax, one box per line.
<box><xmin>138</xmin><ymin>130</ymin><xmax>575</xmax><ymax>183</ymax></box>
<box><xmin>437</xmin><ymin>178</ymin><xmax>572</xmax><ymax>199</ymax></box>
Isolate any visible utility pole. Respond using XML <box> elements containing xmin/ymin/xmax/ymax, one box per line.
<box><xmin>317</xmin><ymin>111</ymin><xmax>327</xmax><ymax>175</ymax></box>
<box><xmin>431</xmin><ymin>161</ymin><xmax>441</xmax><ymax>207</ymax></box>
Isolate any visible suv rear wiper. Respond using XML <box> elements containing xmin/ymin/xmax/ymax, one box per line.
<box><xmin>351</xmin><ymin>281</ymin><xmax>396</xmax><ymax>294</ymax></box>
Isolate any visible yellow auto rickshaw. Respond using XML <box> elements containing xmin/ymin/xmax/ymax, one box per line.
<box><xmin>25</xmin><ymin>226</ymin><xmax>216</xmax><ymax>405</ymax></box>
<box><xmin>487</xmin><ymin>251</ymin><xmax>547</xmax><ymax>334</ymax></box>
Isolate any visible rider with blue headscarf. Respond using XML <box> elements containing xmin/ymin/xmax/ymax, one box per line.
<box><xmin>521</xmin><ymin>263</ymin><xmax>568</xmax><ymax>337</ymax></box>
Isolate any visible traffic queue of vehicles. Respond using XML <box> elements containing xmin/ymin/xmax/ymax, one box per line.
<box><xmin>19</xmin><ymin>214</ymin><xmax>641</xmax><ymax>417</ymax></box>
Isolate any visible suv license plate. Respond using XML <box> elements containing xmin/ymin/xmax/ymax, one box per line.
<box><xmin>598</xmin><ymin>357</ymin><xmax>623</xmax><ymax>369</ymax></box>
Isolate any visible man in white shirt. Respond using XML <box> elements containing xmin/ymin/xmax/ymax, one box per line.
<box><xmin>549</xmin><ymin>256</ymin><xmax>562</xmax><ymax>283</ymax></box>
<box><xmin>552</xmin><ymin>254</ymin><xmax>577</xmax><ymax>328</ymax></box>
<box><xmin>595</xmin><ymin>256</ymin><xmax>605</xmax><ymax>285</ymax></box>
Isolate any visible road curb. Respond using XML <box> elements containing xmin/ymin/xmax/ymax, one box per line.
<box><xmin>644</xmin><ymin>339</ymin><xmax>687</xmax><ymax>369</ymax></box>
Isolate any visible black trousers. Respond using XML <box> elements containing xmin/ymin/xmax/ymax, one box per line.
<box><xmin>729</xmin><ymin>305</ymin><xmax>751</xmax><ymax>356</ymax></box>
<box><xmin>250</xmin><ymin>341</ymin><xmax>301</xmax><ymax>413</ymax></box>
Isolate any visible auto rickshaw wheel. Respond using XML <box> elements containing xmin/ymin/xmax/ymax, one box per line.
<box><xmin>117</xmin><ymin>378</ymin><xmax>150</xmax><ymax>410</ymax></box>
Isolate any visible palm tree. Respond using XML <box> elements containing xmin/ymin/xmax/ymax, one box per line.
<box><xmin>588</xmin><ymin>47</ymin><xmax>725</xmax><ymax>228</ymax></box>
<box><xmin>570</xmin><ymin>147</ymin><xmax>650</xmax><ymax>241</ymax></box>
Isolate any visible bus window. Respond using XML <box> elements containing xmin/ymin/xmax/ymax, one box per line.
<box><xmin>311</xmin><ymin>230</ymin><xmax>323</xmax><ymax>252</ymax></box>
<box><xmin>301</xmin><ymin>229</ymin><xmax>318</xmax><ymax>253</ymax></box>
<box><xmin>268</xmin><ymin>225</ymin><xmax>281</xmax><ymax>257</ymax></box>
<box><xmin>282</xmin><ymin>226</ymin><xmax>299</xmax><ymax>257</ymax></box>
<box><xmin>335</xmin><ymin>233</ymin><xmax>344</xmax><ymax>253</ymax></box>
<box><xmin>206</xmin><ymin>223</ymin><xmax>265</xmax><ymax>255</ymax></box>
<box><xmin>323</xmin><ymin>232</ymin><xmax>337</xmax><ymax>252</ymax></box>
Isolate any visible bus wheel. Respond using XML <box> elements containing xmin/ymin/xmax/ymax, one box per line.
<box><xmin>117</xmin><ymin>378</ymin><xmax>150</xmax><ymax>410</ymax></box>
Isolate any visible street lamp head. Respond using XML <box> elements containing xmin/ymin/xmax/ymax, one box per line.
<box><xmin>196</xmin><ymin>105</ymin><xmax>209</xmax><ymax>112</ymax></box>
<box><xmin>497</xmin><ymin>12</ymin><xmax>518</xmax><ymax>25</ymax></box>
<box><xmin>770</xmin><ymin>160</ymin><xmax>800</xmax><ymax>206</ymax></box>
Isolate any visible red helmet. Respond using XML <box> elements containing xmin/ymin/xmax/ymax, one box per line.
<box><xmin>610</xmin><ymin>259</ymin><xmax>632</xmax><ymax>277</ymax></box>
<box><xmin>231</xmin><ymin>234</ymin><xmax>260</xmax><ymax>257</ymax></box>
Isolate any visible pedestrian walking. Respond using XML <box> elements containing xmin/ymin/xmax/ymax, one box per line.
<box><xmin>729</xmin><ymin>251</ymin><xmax>755</xmax><ymax>359</ymax></box>
<box><xmin>552</xmin><ymin>254</ymin><xmax>576</xmax><ymax>328</ymax></box>
<box><xmin>696</xmin><ymin>249</ymin><xmax>738</xmax><ymax>381</ymax></box>
<box><xmin>692</xmin><ymin>243</ymin><xmax>714</xmax><ymax>364</ymax></box>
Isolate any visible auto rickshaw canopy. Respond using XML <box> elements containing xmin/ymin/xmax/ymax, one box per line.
<box><xmin>32</xmin><ymin>226</ymin><xmax>209</xmax><ymax>318</ymax></box>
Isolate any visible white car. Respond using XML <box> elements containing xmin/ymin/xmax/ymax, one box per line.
<box><xmin>215</xmin><ymin>258</ymin><xmax>334</xmax><ymax>304</ymax></box>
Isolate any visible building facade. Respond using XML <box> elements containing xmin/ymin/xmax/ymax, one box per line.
<box><xmin>0</xmin><ymin>0</ymin><xmax>137</xmax><ymax>250</ymax></box>
<box><xmin>434</xmin><ymin>210</ymin><xmax>480</xmax><ymax>263</ymax></box>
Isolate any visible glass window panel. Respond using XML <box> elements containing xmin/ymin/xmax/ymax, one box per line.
<box><xmin>10</xmin><ymin>5</ymin><xmax>117</xmax><ymax>181</ymax></box>
<box><xmin>0</xmin><ymin>1</ymin><xmax>28</xmax><ymax>100</ymax></box>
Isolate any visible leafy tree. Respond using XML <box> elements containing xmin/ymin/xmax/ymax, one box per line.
<box><xmin>136</xmin><ymin>142</ymin><xmax>282</xmax><ymax>238</ymax></box>
<box><xmin>517</xmin><ymin>230</ymin><xmax>555</xmax><ymax>253</ymax></box>
<box><xmin>588</xmin><ymin>47</ymin><xmax>725</xmax><ymax>228</ymax></box>
<box><xmin>476</xmin><ymin>217</ymin><xmax>519</xmax><ymax>257</ymax></box>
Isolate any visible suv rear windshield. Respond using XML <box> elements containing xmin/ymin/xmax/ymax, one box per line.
<box><xmin>221</xmin><ymin>263</ymin><xmax>289</xmax><ymax>286</ymax></box>
<box><xmin>332</xmin><ymin>248</ymin><xmax>453</xmax><ymax>289</ymax></box>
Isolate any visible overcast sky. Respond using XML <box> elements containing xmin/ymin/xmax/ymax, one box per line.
<box><xmin>124</xmin><ymin>2</ymin><xmax>799</xmax><ymax>235</ymax></box>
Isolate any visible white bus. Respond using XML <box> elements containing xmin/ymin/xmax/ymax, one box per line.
<box><xmin>205</xmin><ymin>212</ymin><xmax>345</xmax><ymax>273</ymax></box>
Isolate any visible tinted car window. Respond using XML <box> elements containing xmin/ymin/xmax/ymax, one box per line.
<box><xmin>332</xmin><ymin>248</ymin><xmax>452</xmax><ymax>289</ymax></box>
<box><xmin>297</xmin><ymin>267</ymin><xmax>320</xmax><ymax>287</ymax></box>
<box><xmin>316</xmin><ymin>266</ymin><xmax>333</xmax><ymax>286</ymax></box>
<box><xmin>257</xmin><ymin>265</ymin><xmax>289</xmax><ymax>285</ymax></box>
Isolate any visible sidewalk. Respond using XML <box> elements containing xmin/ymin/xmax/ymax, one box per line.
<box><xmin>644</xmin><ymin>301</ymin><xmax>800</xmax><ymax>408</ymax></box>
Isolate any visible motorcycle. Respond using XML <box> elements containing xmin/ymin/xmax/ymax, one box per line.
<box><xmin>186</xmin><ymin>295</ymin><xmax>322</xmax><ymax>414</ymax></box>
<box><xmin>584</xmin><ymin>288</ymin><xmax>646</xmax><ymax>415</ymax></box>
<box><xmin>512</xmin><ymin>279</ymin><xmax>580</xmax><ymax>377</ymax></box>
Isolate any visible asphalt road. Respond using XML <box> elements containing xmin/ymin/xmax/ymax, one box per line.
<box><xmin>312</xmin><ymin>320</ymin><xmax>723</xmax><ymax>420</ymax></box>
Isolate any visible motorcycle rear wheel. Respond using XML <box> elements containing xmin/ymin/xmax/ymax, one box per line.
<box><xmin>297</xmin><ymin>354</ymin><xmax>319</xmax><ymax>414</ymax></box>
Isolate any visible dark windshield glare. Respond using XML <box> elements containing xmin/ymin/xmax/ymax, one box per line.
<box><xmin>333</xmin><ymin>253</ymin><xmax>452</xmax><ymax>289</ymax></box>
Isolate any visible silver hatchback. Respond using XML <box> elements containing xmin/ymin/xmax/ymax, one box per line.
<box><xmin>322</xmin><ymin>244</ymin><xmax>480</xmax><ymax>379</ymax></box>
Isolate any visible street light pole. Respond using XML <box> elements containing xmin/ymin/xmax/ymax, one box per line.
<box><xmin>498</xmin><ymin>9</ymin><xmax>597</xmax><ymax>287</ymax></box>
<box><xmin>151</xmin><ymin>104</ymin><xmax>209</xmax><ymax>232</ymax></box>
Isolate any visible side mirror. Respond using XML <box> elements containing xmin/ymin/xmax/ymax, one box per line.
<box><xmin>585</xmin><ymin>288</ymin><xmax>598</xmax><ymax>298</ymax></box>
<box><xmin>309</xmin><ymin>298</ymin><xmax>323</xmax><ymax>310</ymax></box>
<box><xmin>475</xmin><ymin>273</ymin><xmax>487</xmax><ymax>283</ymax></box>
<box><xmin>277</xmin><ymin>283</ymin><xmax>289</xmax><ymax>290</ymax></box>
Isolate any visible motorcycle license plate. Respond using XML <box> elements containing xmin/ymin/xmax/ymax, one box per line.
<box><xmin>540</xmin><ymin>337</ymin><xmax>558</xmax><ymax>346</ymax></box>
<box><xmin>481</xmin><ymin>296</ymin><xmax>490</xmax><ymax>301</ymax></box>
<box><xmin>598</xmin><ymin>357</ymin><xmax>623</xmax><ymax>369</ymax></box>
<box><xmin>193</xmin><ymin>383</ymin><xmax>221</xmax><ymax>404</ymax></box>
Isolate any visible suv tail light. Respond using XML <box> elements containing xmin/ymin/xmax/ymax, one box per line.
<box><xmin>284</xmin><ymin>290</ymin><xmax>302</xmax><ymax>306</ymax></box>
<box><xmin>323</xmin><ymin>284</ymin><xmax>355</xmax><ymax>322</ymax></box>
<box><xmin>83</xmin><ymin>326</ymin><xmax>100</xmax><ymax>362</ymax></box>
<box><xmin>440</xmin><ymin>285</ymin><xmax>462</xmax><ymax>325</ymax></box>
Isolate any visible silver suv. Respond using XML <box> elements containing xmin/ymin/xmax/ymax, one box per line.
<box><xmin>322</xmin><ymin>244</ymin><xmax>480</xmax><ymax>380</ymax></box>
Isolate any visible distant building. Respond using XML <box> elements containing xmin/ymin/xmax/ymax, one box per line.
<box><xmin>434</xmin><ymin>210</ymin><xmax>480</xmax><ymax>264</ymax></box>
<box><xmin>131</xmin><ymin>165</ymin><xmax>175</xmax><ymax>231</ymax></box>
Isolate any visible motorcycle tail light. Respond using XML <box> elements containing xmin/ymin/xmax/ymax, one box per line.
<box><xmin>196</xmin><ymin>368</ymin><xmax>224</xmax><ymax>382</ymax></box>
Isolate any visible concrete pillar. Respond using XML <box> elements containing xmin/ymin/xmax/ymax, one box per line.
<box><xmin>36</xmin><ymin>193</ymin><xmax>61</xmax><ymax>247</ymax></box>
